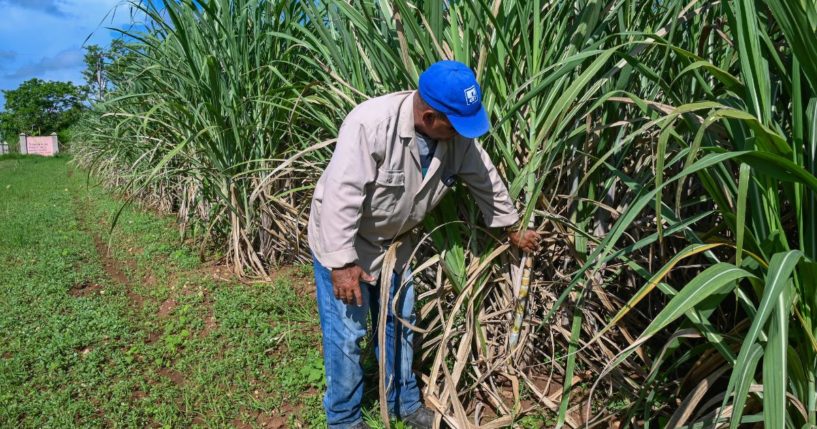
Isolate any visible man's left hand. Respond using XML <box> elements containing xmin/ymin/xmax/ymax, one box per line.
<box><xmin>508</xmin><ymin>229</ymin><xmax>541</xmax><ymax>253</ymax></box>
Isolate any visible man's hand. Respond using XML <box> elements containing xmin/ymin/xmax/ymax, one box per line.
<box><xmin>331</xmin><ymin>264</ymin><xmax>376</xmax><ymax>306</ymax></box>
<box><xmin>508</xmin><ymin>229</ymin><xmax>542</xmax><ymax>253</ymax></box>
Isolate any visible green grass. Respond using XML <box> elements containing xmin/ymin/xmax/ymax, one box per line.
<box><xmin>0</xmin><ymin>157</ymin><xmax>329</xmax><ymax>427</ymax></box>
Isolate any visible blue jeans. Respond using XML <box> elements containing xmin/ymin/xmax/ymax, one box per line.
<box><xmin>313</xmin><ymin>256</ymin><xmax>422</xmax><ymax>428</ymax></box>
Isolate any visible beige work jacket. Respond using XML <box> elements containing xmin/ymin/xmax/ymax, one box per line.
<box><xmin>308</xmin><ymin>90</ymin><xmax>519</xmax><ymax>280</ymax></box>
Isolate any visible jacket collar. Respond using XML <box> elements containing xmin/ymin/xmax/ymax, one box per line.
<box><xmin>418</xmin><ymin>138</ymin><xmax>448</xmax><ymax>191</ymax></box>
<box><xmin>396</xmin><ymin>90</ymin><xmax>452</xmax><ymax>193</ymax></box>
<box><xmin>398</xmin><ymin>91</ymin><xmax>416</xmax><ymax>140</ymax></box>
<box><xmin>396</xmin><ymin>91</ymin><xmax>422</xmax><ymax>176</ymax></box>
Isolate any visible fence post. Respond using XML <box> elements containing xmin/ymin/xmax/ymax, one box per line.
<box><xmin>50</xmin><ymin>132</ymin><xmax>59</xmax><ymax>155</ymax></box>
<box><xmin>18</xmin><ymin>133</ymin><xmax>27</xmax><ymax>154</ymax></box>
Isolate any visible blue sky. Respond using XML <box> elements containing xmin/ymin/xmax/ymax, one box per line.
<box><xmin>0</xmin><ymin>0</ymin><xmax>135</xmax><ymax>109</ymax></box>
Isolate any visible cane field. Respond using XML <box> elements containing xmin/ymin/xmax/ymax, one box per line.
<box><xmin>1</xmin><ymin>0</ymin><xmax>817</xmax><ymax>427</ymax></box>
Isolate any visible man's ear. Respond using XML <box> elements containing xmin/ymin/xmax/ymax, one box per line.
<box><xmin>421</xmin><ymin>110</ymin><xmax>436</xmax><ymax>124</ymax></box>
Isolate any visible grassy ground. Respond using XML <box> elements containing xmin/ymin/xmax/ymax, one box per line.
<box><xmin>0</xmin><ymin>156</ymin><xmax>545</xmax><ymax>428</ymax></box>
<box><xmin>0</xmin><ymin>156</ymin><xmax>333</xmax><ymax>428</ymax></box>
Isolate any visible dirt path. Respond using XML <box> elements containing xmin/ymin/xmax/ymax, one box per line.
<box><xmin>69</xmin><ymin>190</ymin><xmax>145</xmax><ymax>310</ymax></box>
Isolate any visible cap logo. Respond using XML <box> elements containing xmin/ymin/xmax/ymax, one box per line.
<box><xmin>464</xmin><ymin>85</ymin><xmax>478</xmax><ymax>105</ymax></box>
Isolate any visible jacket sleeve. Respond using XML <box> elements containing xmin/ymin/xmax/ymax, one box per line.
<box><xmin>315</xmin><ymin>118</ymin><xmax>378</xmax><ymax>268</ymax></box>
<box><xmin>457</xmin><ymin>139</ymin><xmax>520</xmax><ymax>228</ymax></box>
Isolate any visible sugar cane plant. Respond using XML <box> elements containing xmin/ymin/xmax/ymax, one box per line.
<box><xmin>72</xmin><ymin>0</ymin><xmax>817</xmax><ymax>427</ymax></box>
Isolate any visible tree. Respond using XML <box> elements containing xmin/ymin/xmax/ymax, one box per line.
<box><xmin>82</xmin><ymin>40</ymin><xmax>133</xmax><ymax>102</ymax></box>
<box><xmin>0</xmin><ymin>79</ymin><xmax>86</xmax><ymax>145</ymax></box>
<box><xmin>82</xmin><ymin>44</ymin><xmax>107</xmax><ymax>102</ymax></box>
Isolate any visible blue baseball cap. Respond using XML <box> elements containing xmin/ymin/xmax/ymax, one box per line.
<box><xmin>418</xmin><ymin>60</ymin><xmax>490</xmax><ymax>139</ymax></box>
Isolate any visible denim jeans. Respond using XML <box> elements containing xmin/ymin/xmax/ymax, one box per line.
<box><xmin>313</xmin><ymin>255</ymin><xmax>422</xmax><ymax>428</ymax></box>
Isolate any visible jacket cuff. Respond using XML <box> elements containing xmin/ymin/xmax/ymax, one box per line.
<box><xmin>320</xmin><ymin>247</ymin><xmax>359</xmax><ymax>269</ymax></box>
<box><xmin>484</xmin><ymin>211</ymin><xmax>520</xmax><ymax>229</ymax></box>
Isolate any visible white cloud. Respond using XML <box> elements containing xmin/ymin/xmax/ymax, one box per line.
<box><xmin>0</xmin><ymin>0</ymin><xmax>130</xmax><ymax>57</ymax></box>
<box><xmin>4</xmin><ymin>49</ymin><xmax>85</xmax><ymax>79</ymax></box>
<box><xmin>0</xmin><ymin>0</ymin><xmax>127</xmax><ymax>19</ymax></box>
<box><xmin>0</xmin><ymin>50</ymin><xmax>17</xmax><ymax>60</ymax></box>
<box><xmin>0</xmin><ymin>0</ymin><xmax>70</xmax><ymax>16</ymax></box>
<box><xmin>0</xmin><ymin>0</ymin><xmax>131</xmax><ymax>109</ymax></box>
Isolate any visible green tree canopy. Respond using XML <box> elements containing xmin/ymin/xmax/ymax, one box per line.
<box><xmin>0</xmin><ymin>78</ymin><xmax>86</xmax><ymax>144</ymax></box>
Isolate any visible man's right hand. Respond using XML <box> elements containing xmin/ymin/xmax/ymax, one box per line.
<box><xmin>331</xmin><ymin>264</ymin><xmax>375</xmax><ymax>306</ymax></box>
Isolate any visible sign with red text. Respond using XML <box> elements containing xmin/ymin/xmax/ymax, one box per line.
<box><xmin>21</xmin><ymin>135</ymin><xmax>59</xmax><ymax>156</ymax></box>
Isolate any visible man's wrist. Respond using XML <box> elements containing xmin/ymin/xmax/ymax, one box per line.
<box><xmin>504</xmin><ymin>219</ymin><xmax>522</xmax><ymax>233</ymax></box>
<box><xmin>332</xmin><ymin>262</ymin><xmax>357</xmax><ymax>271</ymax></box>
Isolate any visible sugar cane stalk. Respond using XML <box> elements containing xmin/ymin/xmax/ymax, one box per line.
<box><xmin>509</xmin><ymin>215</ymin><xmax>535</xmax><ymax>350</ymax></box>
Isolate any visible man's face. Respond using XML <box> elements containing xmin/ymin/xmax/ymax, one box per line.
<box><xmin>421</xmin><ymin>110</ymin><xmax>458</xmax><ymax>141</ymax></box>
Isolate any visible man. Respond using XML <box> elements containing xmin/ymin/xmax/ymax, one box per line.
<box><xmin>308</xmin><ymin>60</ymin><xmax>541</xmax><ymax>429</ymax></box>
